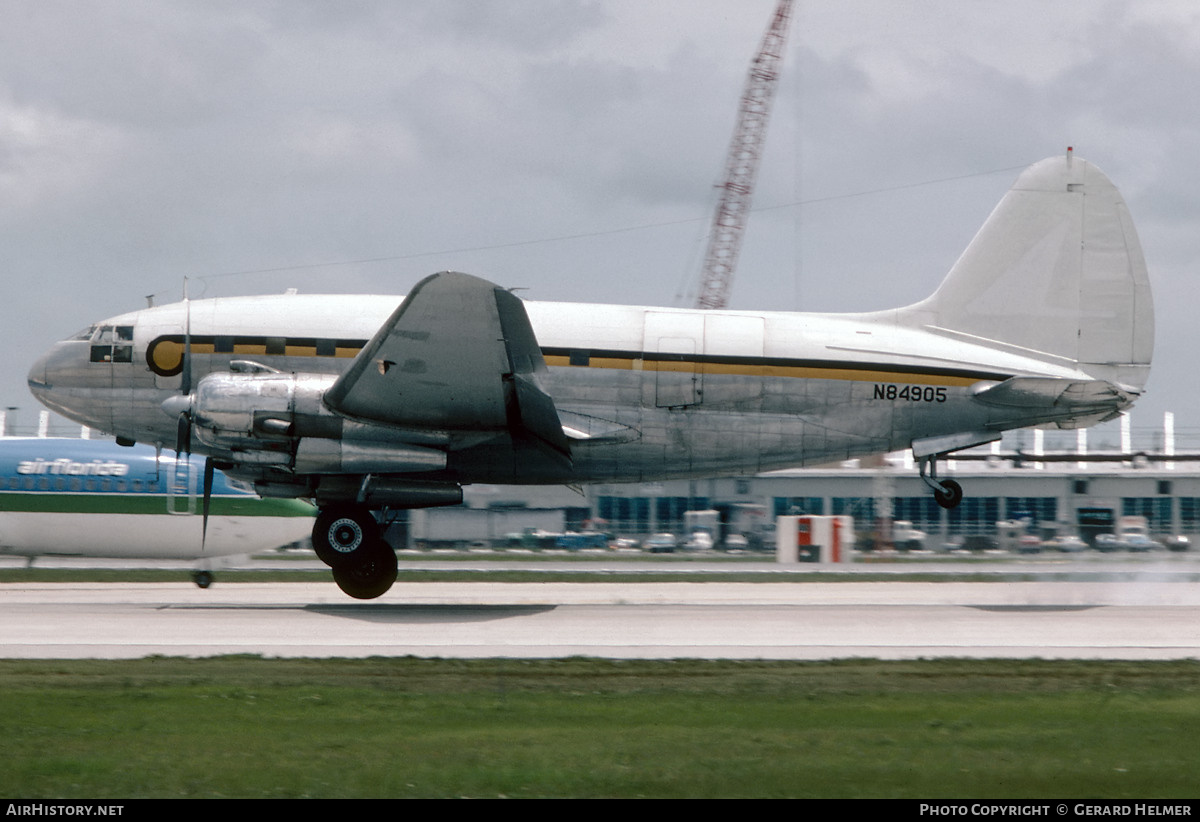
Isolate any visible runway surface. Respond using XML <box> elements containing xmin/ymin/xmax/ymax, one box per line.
<box><xmin>4</xmin><ymin>577</ymin><xmax>1200</xmax><ymax>660</ymax></box>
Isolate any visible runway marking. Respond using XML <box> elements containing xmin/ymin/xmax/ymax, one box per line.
<box><xmin>970</xmin><ymin>605</ymin><xmax>1102</xmax><ymax>612</ymax></box>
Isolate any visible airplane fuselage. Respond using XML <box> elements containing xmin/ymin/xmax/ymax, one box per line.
<box><xmin>0</xmin><ymin>437</ymin><xmax>314</xmax><ymax>560</ymax></box>
<box><xmin>30</xmin><ymin>293</ymin><xmax>1099</xmax><ymax>488</ymax></box>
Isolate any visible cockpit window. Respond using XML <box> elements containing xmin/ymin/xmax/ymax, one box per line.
<box><xmin>93</xmin><ymin>325</ymin><xmax>133</xmax><ymax>343</ymax></box>
<box><xmin>70</xmin><ymin>326</ymin><xmax>97</xmax><ymax>341</ymax></box>
<box><xmin>89</xmin><ymin>325</ymin><xmax>134</xmax><ymax>364</ymax></box>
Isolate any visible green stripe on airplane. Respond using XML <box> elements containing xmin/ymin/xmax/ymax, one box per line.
<box><xmin>0</xmin><ymin>493</ymin><xmax>315</xmax><ymax>517</ymax></box>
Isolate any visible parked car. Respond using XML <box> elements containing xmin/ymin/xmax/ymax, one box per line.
<box><xmin>723</xmin><ymin>533</ymin><xmax>749</xmax><ymax>551</ymax></box>
<box><xmin>643</xmin><ymin>533</ymin><xmax>677</xmax><ymax>553</ymax></box>
<box><xmin>1016</xmin><ymin>534</ymin><xmax>1042</xmax><ymax>554</ymax></box>
<box><xmin>892</xmin><ymin>521</ymin><xmax>926</xmax><ymax>552</ymax></box>
<box><xmin>1096</xmin><ymin>532</ymin><xmax>1161</xmax><ymax>551</ymax></box>
<box><xmin>961</xmin><ymin>535</ymin><xmax>998</xmax><ymax>552</ymax></box>
<box><xmin>684</xmin><ymin>531</ymin><xmax>714</xmax><ymax>550</ymax></box>
<box><xmin>1123</xmin><ymin>533</ymin><xmax>1161</xmax><ymax>552</ymax></box>
<box><xmin>1046</xmin><ymin>534</ymin><xmax>1088</xmax><ymax>553</ymax></box>
<box><xmin>555</xmin><ymin>531</ymin><xmax>610</xmax><ymax>550</ymax></box>
<box><xmin>1165</xmin><ymin>535</ymin><xmax>1191</xmax><ymax>552</ymax></box>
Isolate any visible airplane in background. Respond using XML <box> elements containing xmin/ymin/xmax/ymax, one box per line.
<box><xmin>0</xmin><ymin>437</ymin><xmax>315</xmax><ymax>587</ymax></box>
<box><xmin>27</xmin><ymin>153</ymin><xmax>1154</xmax><ymax>599</ymax></box>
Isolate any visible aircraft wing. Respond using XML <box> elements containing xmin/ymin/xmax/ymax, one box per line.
<box><xmin>323</xmin><ymin>271</ymin><xmax>570</xmax><ymax>459</ymax></box>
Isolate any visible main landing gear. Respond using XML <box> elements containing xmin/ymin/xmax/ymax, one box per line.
<box><xmin>918</xmin><ymin>455</ymin><xmax>964</xmax><ymax>510</ymax></box>
<box><xmin>312</xmin><ymin>504</ymin><xmax>398</xmax><ymax>599</ymax></box>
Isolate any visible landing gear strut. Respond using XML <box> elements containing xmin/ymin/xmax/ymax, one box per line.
<box><xmin>313</xmin><ymin>503</ymin><xmax>398</xmax><ymax>599</ymax></box>
<box><xmin>919</xmin><ymin>455</ymin><xmax>964</xmax><ymax>510</ymax></box>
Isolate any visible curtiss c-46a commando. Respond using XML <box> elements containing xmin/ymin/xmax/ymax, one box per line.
<box><xmin>28</xmin><ymin>154</ymin><xmax>1153</xmax><ymax>598</ymax></box>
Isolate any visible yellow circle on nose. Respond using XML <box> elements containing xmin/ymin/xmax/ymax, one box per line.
<box><xmin>148</xmin><ymin>339</ymin><xmax>184</xmax><ymax>375</ymax></box>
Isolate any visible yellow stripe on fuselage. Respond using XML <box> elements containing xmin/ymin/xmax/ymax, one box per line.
<box><xmin>152</xmin><ymin>336</ymin><xmax>988</xmax><ymax>388</ymax></box>
<box><xmin>542</xmin><ymin>354</ymin><xmax>981</xmax><ymax>386</ymax></box>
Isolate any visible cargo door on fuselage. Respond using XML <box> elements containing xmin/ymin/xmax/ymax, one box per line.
<box><xmin>642</xmin><ymin>312</ymin><xmax>765</xmax><ymax>408</ymax></box>
<box><xmin>643</xmin><ymin>312</ymin><xmax>702</xmax><ymax>408</ymax></box>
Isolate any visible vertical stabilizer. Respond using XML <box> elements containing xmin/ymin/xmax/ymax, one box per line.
<box><xmin>896</xmin><ymin>155</ymin><xmax>1153</xmax><ymax>390</ymax></box>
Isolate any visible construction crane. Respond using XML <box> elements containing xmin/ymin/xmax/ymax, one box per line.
<box><xmin>695</xmin><ymin>0</ymin><xmax>794</xmax><ymax>310</ymax></box>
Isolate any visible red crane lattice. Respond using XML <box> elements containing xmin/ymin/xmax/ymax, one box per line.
<box><xmin>695</xmin><ymin>0</ymin><xmax>794</xmax><ymax>310</ymax></box>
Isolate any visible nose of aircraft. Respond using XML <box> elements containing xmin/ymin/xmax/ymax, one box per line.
<box><xmin>26</xmin><ymin>349</ymin><xmax>50</xmax><ymax>402</ymax></box>
<box><xmin>26</xmin><ymin>338</ymin><xmax>93</xmax><ymax>426</ymax></box>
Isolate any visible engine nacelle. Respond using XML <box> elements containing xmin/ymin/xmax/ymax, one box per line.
<box><xmin>191</xmin><ymin>372</ymin><xmax>334</xmax><ymax>450</ymax></box>
<box><xmin>184</xmin><ymin>371</ymin><xmax>449</xmax><ymax>474</ymax></box>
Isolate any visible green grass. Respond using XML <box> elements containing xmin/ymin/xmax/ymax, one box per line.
<box><xmin>2</xmin><ymin>657</ymin><xmax>1199</xmax><ymax>798</ymax></box>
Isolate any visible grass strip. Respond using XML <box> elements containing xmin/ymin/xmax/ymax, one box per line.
<box><xmin>2</xmin><ymin>657</ymin><xmax>1198</xmax><ymax>798</ymax></box>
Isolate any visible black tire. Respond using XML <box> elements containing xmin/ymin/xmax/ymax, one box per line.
<box><xmin>934</xmin><ymin>479</ymin><xmax>964</xmax><ymax>510</ymax></box>
<box><xmin>313</xmin><ymin>504</ymin><xmax>379</xmax><ymax>568</ymax></box>
<box><xmin>331</xmin><ymin>541</ymin><xmax>398</xmax><ymax>600</ymax></box>
<box><xmin>192</xmin><ymin>570</ymin><xmax>214</xmax><ymax>589</ymax></box>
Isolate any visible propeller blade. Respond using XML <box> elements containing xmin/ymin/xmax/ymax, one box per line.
<box><xmin>201</xmin><ymin>457</ymin><xmax>214</xmax><ymax>552</ymax></box>
<box><xmin>175</xmin><ymin>412</ymin><xmax>191</xmax><ymax>457</ymax></box>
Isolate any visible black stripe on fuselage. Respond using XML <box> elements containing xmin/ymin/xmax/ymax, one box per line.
<box><xmin>144</xmin><ymin>335</ymin><xmax>1009</xmax><ymax>386</ymax></box>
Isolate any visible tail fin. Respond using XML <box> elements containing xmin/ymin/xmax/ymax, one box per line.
<box><xmin>897</xmin><ymin>154</ymin><xmax>1153</xmax><ymax>391</ymax></box>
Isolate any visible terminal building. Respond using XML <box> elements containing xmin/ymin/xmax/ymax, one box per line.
<box><xmin>9</xmin><ymin>407</ymin><xmax>1198</xmax><ymax>551</ymax></box>
<box><xmin>409</xmin><ymin>459</ymin><xmax>1197</xmax><ymax>550</ymax></box>
<box><xmin>407</xmin><ymin>415</ymin><xmax>1200</xmax><ymax>550</ymax></box>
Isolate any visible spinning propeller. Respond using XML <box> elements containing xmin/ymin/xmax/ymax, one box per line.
<box><xmin>161</xmin><ymin>278</ymin><xmax>215</xmax><ymax>550</ymax></box>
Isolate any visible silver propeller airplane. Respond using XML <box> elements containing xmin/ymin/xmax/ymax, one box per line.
<box><xmin>28</xmin><ymin>154</ymin><xmax>1153</xmax><ymax>598</ymax></box>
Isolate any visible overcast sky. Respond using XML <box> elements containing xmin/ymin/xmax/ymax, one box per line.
<box><xmin>3</xmin><ymin>0</ymin><xmax>1197</xmax><ymax>446</ymax></box>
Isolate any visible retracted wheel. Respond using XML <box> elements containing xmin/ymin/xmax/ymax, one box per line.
<box><xmin>933</xmin><ymin>479</ymin><xmax>964</xmax><ymax>510</ymax></box>
<box><xmin>313</xmin><ymin>504</ymin><xmax>380</xmax><ymax>568</ymax></box>
<box><xmin>331</xmin><ymin>541</ymin><xmax>399</xmax><ymax>600</ymax></box>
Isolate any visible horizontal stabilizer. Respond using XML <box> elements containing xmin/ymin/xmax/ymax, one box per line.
<box><xmin>558</xmin><ymin>410</ymin><xmax>637</xmax><ymax>442</ymax></box>
<box><xmin>971</xmin><ymin>376</ymin><xmax>1136</xmax><ymax>413</ymax></box>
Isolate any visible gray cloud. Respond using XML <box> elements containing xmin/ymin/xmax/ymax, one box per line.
<box><xmin>2</xmin><ymin>0</ymin><xmax>1195</xmax><ymax>439</ymax></box>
